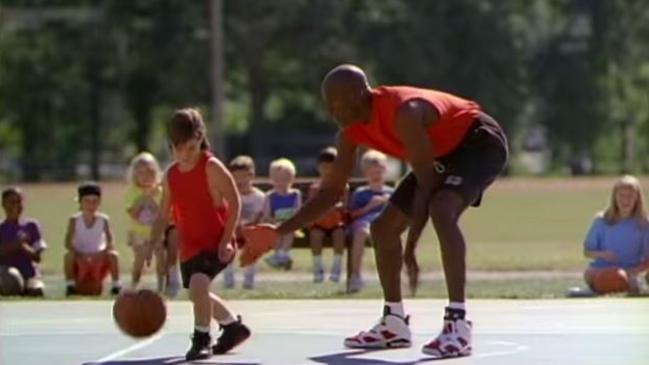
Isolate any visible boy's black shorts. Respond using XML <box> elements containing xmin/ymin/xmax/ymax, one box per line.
<box><xmin>390</xmin><ymin>112</ymin><xmax>509</xmax><ymax>217</ymax></box>
<box><xmin>180</xmin><ymin>250</ymin><xmax>229</xmax><ymax>289</ymax></box>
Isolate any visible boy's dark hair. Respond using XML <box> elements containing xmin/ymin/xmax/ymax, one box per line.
<box><xmin>168</xmin><ymin>108</ymin><xmax>210</xmax><ymax>150</ymax></box>
<box><xmin>317</xmin><ymin>146</ymin><xmax>337</xmax><ymax>164</ymax></box>
<box><xmin>229</xmin><ymin>155</ymin><xmax>256</xmax><ymax>174</ymax></box>
<box><xmin>1</xmin><ymin>186</ymin><xmax>23</xmax><ymax>201</ymax></box>
<box><xmin>78</xmin><ymin>182</ymin><xmax>102</xmax><ymax>199</ymax></box>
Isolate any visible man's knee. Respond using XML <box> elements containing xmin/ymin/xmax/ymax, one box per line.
<box><xmin>370</xmin><ymin>213</ymin><xmax>408</xmax><ymax>243</ymax></box>
<box><xmin>429</xmin><ymin>191</ymin><xmax>465</xmax><ymax>226</ymax></box>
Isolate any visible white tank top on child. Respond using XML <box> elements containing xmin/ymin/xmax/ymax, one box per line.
<box><xmin>72</xmin><ymin>212</ymin><xmax>108</xmax><ymax>254</ymax></box>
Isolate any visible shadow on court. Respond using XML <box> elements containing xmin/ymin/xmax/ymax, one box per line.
<box><xmin>83</xmin><ymin>356</ymin><xmax>260</xmax><ymax>365</ymax></box>
<box><xmin>310</xmin><ymin>350</ymin><xmax>441</xmax><ymax>365</ymax></box>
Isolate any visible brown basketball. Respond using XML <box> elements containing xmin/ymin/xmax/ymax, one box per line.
<box><xmin>113</xmin><ymin>289</ymin><xmax>166</xmax><ymax>338</ymax></box>
<box><xmin>76</xmin><ymin>279</ymin><xmax>103</xmax><ymax>296</ymax></box>
<box><xmin>592</xmin><ymin>267</ymin><xmax>630</xmax><ymax>294</ymax></box>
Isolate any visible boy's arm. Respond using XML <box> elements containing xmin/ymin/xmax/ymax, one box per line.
<box><xmin>206</xmin><ymin>158</ymin><xmax>241</xmax><ymax>248</ymax></box>
<box><xmin>64</xmin><ymin>217</ymin><xmax>76</xmax><ymax>253</ymax></box>
<box><xmin>103</xmin><ymin>217</ymin><xmax>115</xmax><ymax>251</ymax></box>
<box><xmin>278</xmin><ymin>132</ymin><xmax>356</xmax><ymax>234</ymax></box>
<box><xmin>261</xmin><ymin>193</ymin><xmax>272</xmax><ymax>223</ymax></box>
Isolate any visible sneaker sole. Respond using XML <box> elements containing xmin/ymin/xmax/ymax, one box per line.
<box><xmin>422</xmin><ymin>347</ymin><xmax>472</xmax><ymax>359</ymax></box>
<box><xmin>213</xmin><ymin>330</ymin><xmax>251</xmax><ymax>355</ymax></box>
<box><xmin>344</xmin><ymin>339</ymin><xmax>412</xmax><ymax>349</ymax></box>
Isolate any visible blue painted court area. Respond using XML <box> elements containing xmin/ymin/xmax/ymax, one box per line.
<box><xmin>1</xmin><ymin>299</ymin><xmax>648</xmax><ymax>365</ymax></box>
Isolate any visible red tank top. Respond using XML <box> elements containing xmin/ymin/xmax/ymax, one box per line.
<box><xmin>344</xmin><ymin>86</ymin><xmax>481</xmax><ymax>159</ymax></box>
<box><xmin>168</xmin><ymin>151</ymin><xmax>229</xmax><ymax>261</ymax></box>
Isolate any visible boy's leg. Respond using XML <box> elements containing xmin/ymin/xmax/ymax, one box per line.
<box><xmin>210</xmin><ymin>291</ymin><xmax>251</xmax><ymax>354</ymax></box>
<box><xmin>64</xmin><ymin>252</ymin><xmax>76</xmax><ymax>281</ymax></box>
<box><xmin>131</xmin><ymin>245</ymin><xmax>146</xmax><ymax>288</ymax></box>
<box><xmin>154</xmin><ymin>246</ymin><xmax>166</xmax><ymax>292</ymax></box>
<box><xmin>187</xmin><ymin>273</ymin><xmax>213</xmax><ymax>360</ymax></box>
<box><xmin>349</xmin><ymin>221</ymin><xmax>370</xmax><ymax>289</ymax></box>
<box><xmin>310</xmin><ymin>228</ymin><xmax>325</xmax><ymax>282</ymax></box>
<box><xmin>330</xmin><ymin>227</ymin><xmax>345</xmax><ymax>282</ymax></box>
<box><xmin>106</xmin><ymin>250</ymin><xmax>122</xmax><ymax>294</ymax></box>
<box><xmin>64</xmin><ymin>252</ymin><xmax>76</xmax><ymax>295</ymax></box>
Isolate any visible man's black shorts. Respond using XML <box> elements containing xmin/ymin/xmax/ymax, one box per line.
<box><xmin>390</xmin><ymin>112</ymin><xmax>509</xmax><ymax>217</ymax></box>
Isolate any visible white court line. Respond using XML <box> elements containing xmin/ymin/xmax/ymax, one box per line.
<box><xmin>88</xmin><ymin>333</ymin><xmax>163</xmax><ymax>364</ymax></box>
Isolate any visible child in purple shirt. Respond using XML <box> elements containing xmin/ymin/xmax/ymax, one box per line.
<box><xmin>0</xmin><ymin>187</ymin><xmax>47</xmax><ymax>296</ymax></box>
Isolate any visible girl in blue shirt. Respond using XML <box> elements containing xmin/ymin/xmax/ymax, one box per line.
<box><xmin>583</xmin><ymin>175</ymin><xmax>649</xmax><ymax>294</ymax></box>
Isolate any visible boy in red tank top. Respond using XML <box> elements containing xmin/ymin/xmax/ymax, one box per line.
<box><xmin>251</xmin><ymin>65</ymin><xmax>509</xmax><ymax>359</ymax></box>
<box><xmin>148</xmin><ymin>108</ymin><xmax>250</xmax><ymax>361</ymax></box>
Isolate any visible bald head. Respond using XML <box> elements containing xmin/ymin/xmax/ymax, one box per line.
<box><xmin>321</xmin><ymin>64</ymin><xmax>369</xmax><ymax>98</ymax></box>
<box><xmin>321</xmin><ymin>64</ymin><xmax>372</xmax><ymax>127</ymax></box>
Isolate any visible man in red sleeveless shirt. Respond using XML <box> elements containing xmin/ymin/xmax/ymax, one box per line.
<box><xmin>263</xmin><ymin>65</ymin><xmax>508</xmax><ymax>358</ymax></box>
<box><xmin>148</xmin><ymin>108</ymin><xmax>250</xmax><ymax>360</ymax></box>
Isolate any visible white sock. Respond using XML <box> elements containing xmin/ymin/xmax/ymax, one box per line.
<box><xmin>219</xmin><ymin>315</ymin><xmax>237</xmax><ymax>326</ymax></box>
<box><xmin>112</xmin><ymin>280</ymin><xmax>121</xmax><ymax>288</ymax></box>
<box><xmin>313</xmin><ymin>255</ymin><xmax>323</xmax><ymax>268</ymax></box>
<box><xmin>279</xmin><ymin>249</ymin><xmax>290</xmax><ymax>259</ymax></box>
<box><xmin>244</xmin><ymin>265</ymin><xmax>256</xmax><ymax>276</ymax></box>
<box><xmin>332</xmin><ymin>254</ymin><xmax>343</xmax><ymax>269</ymax></box>
<box><xmin>195</xmin><ymin>325</ymin><xmax>210</xmax><ymax>333</ymax></box>
<box><xmin>168</xmin><ymin>265</ymin><xmax>178</xmax><ymax>277</ymax></box>
<box><xmin>385</xmin><ymin>301</ymin><xmax>405</xmax><ymax>317</ymax></box>
<box><xmin>66</xmin><ymin>280</ymin><xmax>75</xmax><ymax>286</ymax></box>
<box><xmin>448</xmin><ymin>302</ymin><xmax>466</xmax><ymax>311</ymax></box>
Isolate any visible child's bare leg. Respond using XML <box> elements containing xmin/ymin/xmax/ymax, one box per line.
<box><xmin>332</xmin><ymin>227</ymin><xmax>345</xmax><ymax>255</ymax></box>
<box><xmin>209</xmin><ymin>292</ymin><xmax>236</xmax><ymax>324</ymax></box>
<box><xmin>64</xmin><ymin>252</ymin><xmax>76</xmax><ymax>282</ymax></box>
<box><xmin>155</xmin><ymin>247</ymin><xmax>166</xmax><ymax>292</ymax></box>
<box><xmin>189</xmin><ymin>274</ymin><xmax>212</xmax><ymax>329</ymax></box>
<box><xmin>106</xmin><ymin>250</ymin><xmax>120</xmax><ymax>282</ymax></box>
<box><xmin>310</xmin><ymin>228</ymin><xmax>325</xmax><ymax>281</ymax></box>
<box><xmin>310</xmin><ymin>228</ymin><xmax>325</xmax><ymax>256</ymax></box>
<box><xmin>131</xmin><ymin>245</ymin><xmax>146</xmax><ymax>287</ymax></box>
<box><xmin>351</xmin><ymin>227</ymin><xmax>369</xmax><ymax>278</ymax></box>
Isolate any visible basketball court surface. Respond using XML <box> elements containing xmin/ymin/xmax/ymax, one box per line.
<box><xmin>1</xmin><ymin>298</ymin><xmax>648</xmax><ymax>365</ymax></box>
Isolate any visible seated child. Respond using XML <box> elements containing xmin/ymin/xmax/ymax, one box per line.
<box><xmin>223</xmin><ymin>155</ymin><xmax>266</xmax><ymax>289</ymax></box>
<box><xmin>64</xmin><ymin>182</ymin><xmax>121</xmax><ymax>296</ymax></box>
<box><xmin>0</xmin><ymin>187</ymin><xmax>47</xmax><ymax>296</ymax></box>
<box><xmin>263</xmin><ymin>158</ymin><xmax>302</xmax><ymax>270</ymax></box>
<box><xmin>574</xmin><ymin>175</ymin><xmax>649</xmax><ymax>296</ymax></box>
<box><xmin>309</xmin><ymin>147</ymin><xmax>348</xmax><ymax>283</ymax></box>
<box><xmin>347</xmin><ymin>150</ymin><xmax>394</xmax><ymax>293</ymax></box>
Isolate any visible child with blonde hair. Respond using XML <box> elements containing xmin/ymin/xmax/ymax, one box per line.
<box><xmin>576</xmin><ymin>175</ymin><xmax>649</xmax><ymax>295</ymax></box>
<box><xmin>346</xmin><ymin>150</ymin><xmax>394</xmax><ymax>293</ymax></box>
<box><xmin>262</xmin><ymin>158</ymin><xmax>302</xmax><ymax>270</ymax></box>
<box><xmin>126</xmin><ymin>152</ymin><xmax>180</xmax><ymax>295</ymax></box>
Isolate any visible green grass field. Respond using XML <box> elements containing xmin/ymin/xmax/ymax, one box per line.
<box><xmin>8</xmin><ymin>176</ymin><xmax>649</xmax><ymax>298</ymax></box>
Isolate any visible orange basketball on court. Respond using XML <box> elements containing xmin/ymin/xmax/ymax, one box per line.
<box><xmin>113</xmin><ymin>289</ymin><xmax>166</xmax><ymax>338</ymax></box>
<box><xmin>75</xmin><ymin>279</ymin><xmax>103</xmax><ymax>296</ymax></box>
<box><xmin>592</xmin><ymin>267</ymin><xmax>630</xmax><ymax>294</ymax></box>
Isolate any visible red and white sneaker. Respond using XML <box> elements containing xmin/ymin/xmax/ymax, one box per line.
<box><xmin>422</xmin><ymin>318</ymin><xmax>472</xmax><ymax>359</ymax></box>
<box><xmin>344</xmin><ymin>311</ymin><xmax>412</xmax><ymax>349</ymax></box>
